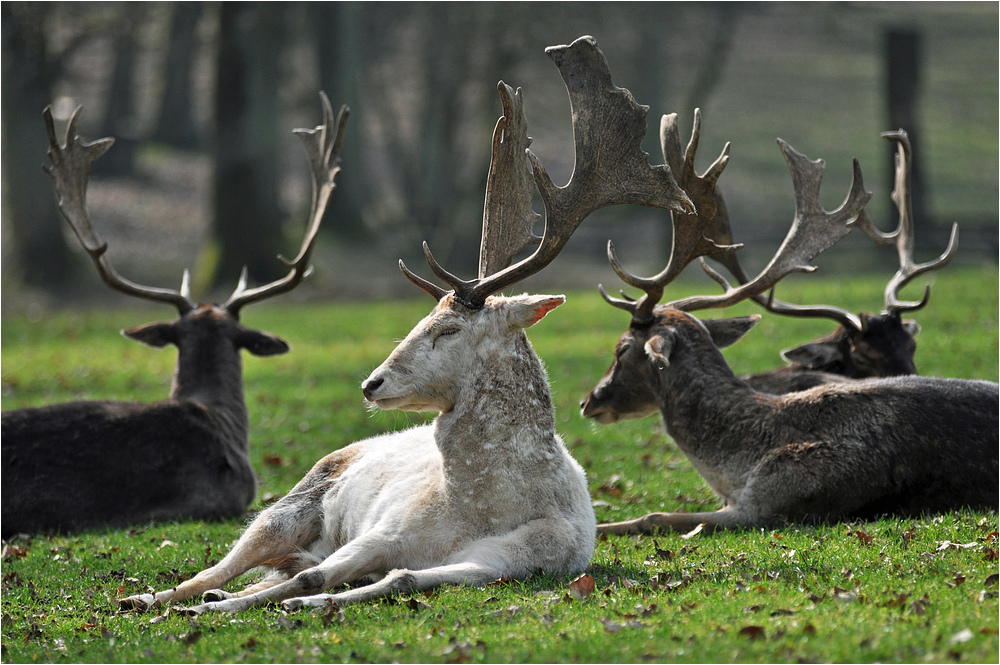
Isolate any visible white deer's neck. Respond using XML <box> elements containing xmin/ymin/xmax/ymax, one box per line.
<box><xmin>433</xmin><ymin>331</ymin><xmax>560</xmax><ymax>522</ymax></box>
<box><xmin>170</xmin><ymin>343</ymin><xmax>250</xmax><ymax>446</ymax></box>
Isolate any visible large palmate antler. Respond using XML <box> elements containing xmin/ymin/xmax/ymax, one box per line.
<box><xmin>600</xmin><ymin>109</ymin><xmax>737</xmax><ymax>323</ymax></box>
<box><xmin>44</xmin><ymin>107</ymin><xmax>196</xmax><ymax>314</ymax></box>
<box><xmin>224</xmin><ymin>93</ymin><xmax>349</xmax><ymax>314</ymax></box>
<box><xmin>853</xmin><ymin>130</ymin><xmax>958</xmax><ymax>317</ymax></box>
<box><xmin>400</xmin><ymin>36</ymin><xmax>695</xmax><ymax>309</ymax></box>
<box><xmin>719</xmin><ymin>128</ymin><xmax>958</xmax><ymax>331</ymax></box>
<box><xmin>605</xmin><ymin>132</ymin><xmax>871</xmax><ymax>319</ymax></box>
<box><xmin>43</xmin><ymin>92</ymin><xmax>348</xmax><ymax>317</ymax></box>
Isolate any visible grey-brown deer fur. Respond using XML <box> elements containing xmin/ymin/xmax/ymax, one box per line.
<box><xmin>2</xmin><ymin>94</ymin><xmax>347</xmax><ymax>538</ymax></box>
<box><xmin>583</xmin><ymin>306</ymin><xmax>998</xmax><ymax>533</ymax></box>
<box><xmin>2</xmin><ymin>305</ymin><xmax>282</xmax><ymax>537</ymax></box>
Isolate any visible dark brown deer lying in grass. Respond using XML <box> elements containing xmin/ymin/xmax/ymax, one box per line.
<box><xmin>118</xmin><ymin>35</ymin><xmax>694</xmax><ymax>615</ymax></box>
<box><xmin>703</xmin><ymin>129</ymin><xmax>958</xmax><ymax>394</ymax></box>
<box><xmin>1</xmin><ymin>94</ymin><xmax>348</xmax><ymax>539</ymax></box>
<box><xmin>580</xmin><ymin>131</ymin><xmax>998</xmax><ymax>535</ymax></box>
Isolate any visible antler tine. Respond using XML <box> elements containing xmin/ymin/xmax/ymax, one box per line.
<box><xmin>406</xmin><ymin>36</ymin><xmax>694</xmax><ymax>310</ymax></box>
<box><xmin>224</xmin><ymin>93</ymin><xmax>349</xmax><ymax>315</ymax></box>
<box><xmin>668</xmin><ymin>139</ymin><xmax>871</xmax><ymax>312</ymax></box>
<box><xmin>878</xmin><ymin>130</ymin><xmax>959</xmax><ymax>316</ymax></box>
<box><xmin>702</xmin><ymin>192</ymin><xmax>865</xmax><ymax>331</ymax></box>
<box><xmin>42</xmin><ymin>106</ymin><xmax>195</xmax><ymax>314</ymax></box>
<box><xmin>608</xmin><ymin>109</ymin><xmax>738</xmax><ymax>323</ymax></box>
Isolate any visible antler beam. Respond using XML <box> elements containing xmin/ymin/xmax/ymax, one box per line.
<box><xmin>44</xmin><ymin>107</ymin><xmax>196</xmax><ymax>313</ymax></box>
<box><xmin>224</xmin><ymin>92</ymin><xmax>349</xmax><ymax>315</ymax></box>
<box><xmin>401</xmin><ymin>35</ymin><xmax>694</xmax><ymax>309</ymax></box>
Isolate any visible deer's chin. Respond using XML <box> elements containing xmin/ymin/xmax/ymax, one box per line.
<box><xmin>583</xmin><ymin>403</ymin><xmax>657</xmax><ymax>425</ymax></box>
<box><xmin>370</xmin><ymin>396</ymin><xmax>445</xmax><ymax>414</ymax></box>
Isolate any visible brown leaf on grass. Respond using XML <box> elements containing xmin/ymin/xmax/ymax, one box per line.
<box><xmin>738</xmin><ymin>625</ymin><xmax>766</xmax><ymax>640</ymax></box>
<box><xmin>407</xmin><ymin>598</ymin><xmax>432</xmax><ymax>612</ymax></box>
<box><xmin>321</xmin><ymin>602</ymin><xmax>345</xmax><ymax>625</ymax></box>
<box><xmin>802</xmin><ymin>623</ymin><xmax>817</xmax><ymax>635</ymax></box>
<box><xmin>2</xmin><ymin>544</ymin><xmax>29</xmax><ymax>561</ymax></box>
<box><xmin>985</xmin><ymin>573</ymin><xmax>999</xmax><ymax>587</ymax></box>
<box><xmin>853</xmin><ymin>529</ymin><xmax>873</xmax><ymax>546</ymax></box>
<box><xmin>262</xmin><ymin>454</ymin><xmax>284</xmax><ymax>468</ymax></box>
<box><xmin>568</xmin><ymin>574</ymin><xmax>596</xmax><ymax>599</ymax></box>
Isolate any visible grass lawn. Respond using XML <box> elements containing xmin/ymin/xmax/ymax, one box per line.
<box><xmin>1</xmin><ymin>265</ymin><xmax>997</xmax><ymax>663</ymax></box>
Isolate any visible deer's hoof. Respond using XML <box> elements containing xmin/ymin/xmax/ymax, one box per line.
<box><xmin>282</xmin><ymin>597</ymin><xmax>305</xmax><ymax>612</ymax></box>
<box><xmin>173</xmin><ymin>603</ymin><xmax>207</xmax><ymax>616</ymax></box>
<box><xmin>202</xmin><ymin>589</ymin><xmax>233</xmax><ymax>602</ymax></box>
<box><xmin>119</xmin><ymin>594</ymin><xmax>160</xmax><ymax>613</ymax></box>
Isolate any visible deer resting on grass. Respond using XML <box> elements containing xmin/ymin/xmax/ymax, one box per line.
<box><xmin>1</xmin><ymin>94</ymin><xmax>348</xmax><ymax>538</ymax></box>
<box><xmin>580</xmin><ymin>126</ymin><xmax>998</xmax><ymax>534</ymax></box>
<box><xmin>703</xmin><ymin>129</ymin><xmax>958</xmax><ymax>394</ymax></box>
<box><xmin>119</xmin><ymin>35</ymin><xmax>693</xmax><ymax>614</ymax></box>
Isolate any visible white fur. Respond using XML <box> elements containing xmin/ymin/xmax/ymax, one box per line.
<box><xmin>120</xmin><ymin>293</ymin><xmax>595</xmax><ymax>614</ymax></box>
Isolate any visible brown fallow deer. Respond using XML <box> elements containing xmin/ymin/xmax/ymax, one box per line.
<box><xmin>1</xmin><ymin>93</ymin><xmax>348</xmax><ymax>539</ymax></box>
<box><xmin>580</xmin><ymin>125</ymin><xmax>998</xmax><ymax>535</ymax></box>
<box><xmin>119</xmin><ymin>35</ymin><xmax>693</xmax><ymax>615</ymax></box>
<box><xmin>703</xmin><ymin>129</ymin><xmax>959</xmax><ymax>394</ymax></box>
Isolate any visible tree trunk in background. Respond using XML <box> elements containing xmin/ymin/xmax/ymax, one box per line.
<box><xmin>95</xmin><ymin>3</ymin><xmax>143</xmax><ymax>176</ymax></box>
<box><xmin>885</xmin><ymin>28</ymin><xmax>928</xmax><ymax>233</ymax></box>
<box><xmin>153</xmin><ymin>1</ymin><xmax>203</xmax><ymax>149</ymax></box>
<box><xmin>310</xmin><ymin>2</ymin><xmax>367</xmax><ymax>240</ymax></box>
<box><xmin>1</xmin><ymin>2</ymin><xmax>75</xmax><ymax>291</ymax></box>
<box><xmin>212</xmin><ymin>2</ymin><xmax>285</xmax><ymax>288</ymax></box>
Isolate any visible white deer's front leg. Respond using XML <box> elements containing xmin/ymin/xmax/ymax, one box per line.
<box><xmin>283</xmin><ymin>561</ymin><xmax>500</xmax><ymax>611</ymax></box>
<box><xmin>178</xmin><ymin>535</ymin><xmax>389</xmax><ymax>614</ymax></box>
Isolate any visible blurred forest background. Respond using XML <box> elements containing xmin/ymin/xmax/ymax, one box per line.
<box><xmin>2</xmin><ymin>1</ymin><xmax>997</xmax><ymax>310</ymax></box>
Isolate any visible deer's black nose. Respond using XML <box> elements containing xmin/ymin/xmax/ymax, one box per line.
<box><xmin>362</xmin><ymin>377</ymin><xmax>384</xmax><ymax>401</ymax></box>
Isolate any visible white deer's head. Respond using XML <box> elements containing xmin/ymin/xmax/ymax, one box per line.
<box><xmin>362</xmin><ymin>294</ymin><xmax>563</xmax><ymax>414</ymax></box>
<box><xmin>362</xmin><ymin>37</ymin><xmax>692</xmax><ymax>414</ymax></box>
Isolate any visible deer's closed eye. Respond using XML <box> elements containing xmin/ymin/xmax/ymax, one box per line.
<box><xmin>433</xmin><ymin>328</ymin><xmax>459</xmax><ymax>348</ymax></box>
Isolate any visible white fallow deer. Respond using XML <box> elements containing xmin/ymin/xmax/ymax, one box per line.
<box><xmin>1</xmin><ymin>94</ymin><xmax>348</xmax><ymax>538</ymax></box>
<box><xmin>702</xmin><ymin>129</ymin><xmax>959</xmax><ymax>394</ymax></box>
<box><xmin>119</xmin><ymin>35</ymin><xmax>693</xmax><ymax>615</ymax></box>
<box><xmin>580</xmin><ymin>128</ymin><xmax>998</xmax><ymax>535</ymax></box>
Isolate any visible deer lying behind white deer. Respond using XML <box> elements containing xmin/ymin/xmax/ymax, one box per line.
<box><xmin>580</xmin><ymin>115</ymin><xmax>998</xmax><ymax>534</ymax></box>
<box><xmin>701</xmin><ymin>128</ymin><xmax>958</xmax><ymax>394</ymax></box>
<box><xmin>1</xmin><ymin>93</ymin><xmax>348</xmax><ymax>538</ymax></box>
<box><xmin>119</xmin><ymin>35</ymin><xmax>694</xmax><ymax>615</ymax></box>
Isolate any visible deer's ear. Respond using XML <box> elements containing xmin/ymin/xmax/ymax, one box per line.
<box><xmin>123</xmin><ymin>322</ymin><xmax>177</xmax><ymax>348</ymax></box>
<box><xmin>236</xmin><ymin>329</ymin><xmax>290</xmax><ymax>356</ymax></box>
<box><xmin>703</xmin><ymin>315</ymin><xmax>760</xmax><ymax>349</ymax></box>
<box><xmin>506</xmin><ymin>294</ymin><xmax>566</xmax><ymax>329</ymax></box>
<box><xmin>781</xmin><ymin>341</ymin><xmax>841</xmax><ymax>369</ymax></box>
<box><xmin>644</xmin><ymin>334</ymin><xmax>674</xmax><ymax>368</ymax></box>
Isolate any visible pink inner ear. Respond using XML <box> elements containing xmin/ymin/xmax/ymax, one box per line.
<box><xmin>530</xmin><ymin>300</ymin><xmax>561</xmax><ymax>325</ymax></box>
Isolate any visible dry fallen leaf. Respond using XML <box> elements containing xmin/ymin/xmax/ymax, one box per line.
<box><xmin>568</xmin><ymin>574</ymin><xmax>596</xmax><ymax>599</ymax></box>
<box><xmin>738</xmin><ymin>625</ymin><xmax>766</xmax><ymax>640</ymax></box>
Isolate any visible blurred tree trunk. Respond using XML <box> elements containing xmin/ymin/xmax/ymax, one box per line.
<box><xmin>212</xmin><ymin>1</ymin><xmax>284</xmax><ymax>288</ymax></box>
<box><xmin>885</xmin><ymin>28</ymin><xmax>928</xmax><ymax>233</ymax></box>
<box><xmin>682</xmin><ymin>3</ymin><xmax>740</xmax><ymax>115</ymax></box>
<box><xmin>309</xmin><ymin>1</ymin><xmax>367</xmax><ymax>239</ymax></box>
<box><xmin>153</xmin><ymin>1</ymin><xmax>203</xmax><ymax>149</ymax></box>
<box><xmin>2</xmin><ymin>1</ymin><xmax>75</xmax><ymax>290</ymax></box>
<box><xmin>95</xmin><ymin>3</ymin><xmax>143</xmax><ymax>175</ymax></box>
